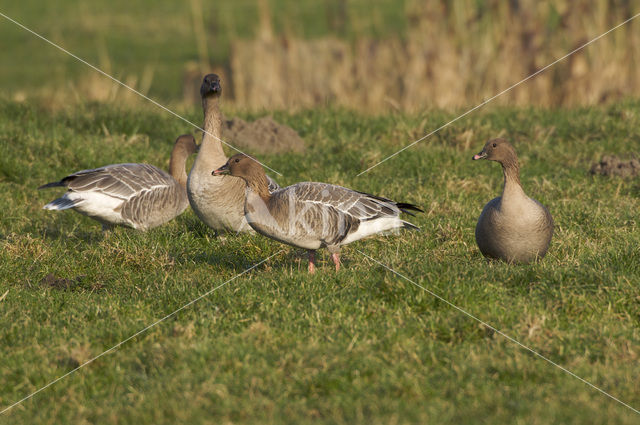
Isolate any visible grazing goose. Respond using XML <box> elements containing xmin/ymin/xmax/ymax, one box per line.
<box><xmin>39</xmin><ymin>134</ymin><xmax>198</xmax><ymax>231</ymax></box>
<box><xmin>213</xmin><ymin>154</ymin><xmax>422</xmax><ymax>273</ymax></box>
<box><xmin>187</xmin><ymin>74</ymin><xmax>279</xmax><ymax>234</ymax></box>
<box><xmin>472</xmin><ymin>138</ymin><xmax>554</xmax><ymax>264</ymax></box>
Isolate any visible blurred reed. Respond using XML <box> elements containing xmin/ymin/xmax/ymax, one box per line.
<box><xmin>227</xmin><ymin>0</ymin><xmax>640</xmax><ymax>111</ymax></box>
<box><xmin>18</xmin><ymin>0</ymin><xmax>638</xmax><ymax>112</ymax></box>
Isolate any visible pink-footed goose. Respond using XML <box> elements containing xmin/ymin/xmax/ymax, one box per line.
<box><xmin>213</xmin><ymin>154</ymin><xmax>422</xmax><ymax>273</ymax></box>
<box><xmin>39</xmin><ymin>134</ymin><xmax>198</xmax><ymax>231</ymax></box>
<box><xmin>473</xmin><ymin>138</ymin><xmax>554</xmax><ymax>264</ymax></box>
<box><xmin>187</xmin><ymin>74</ymin><xmax>279</xmax><ymax>234</ymax></box>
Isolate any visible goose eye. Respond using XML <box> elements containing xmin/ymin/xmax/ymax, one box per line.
<box><xmin>492</xmin><ymin>143</ymin><xmax>497</xmax><ymax>148</ymax></box>
<box><xmin>234</xmin><ymin>158</ymin><xmax>240</xmax><ymax>163</ymax></box>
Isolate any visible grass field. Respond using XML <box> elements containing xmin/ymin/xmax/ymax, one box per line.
<box><xmin>1</xmin><ymin>98</ymin><xmax>639</xmax><ymax>424</ymax></box>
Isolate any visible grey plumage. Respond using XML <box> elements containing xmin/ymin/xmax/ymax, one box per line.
<box><xmin>213</xmin><ymin>154</ymin><xmax>421</xmax><ymax>272</ymax></box>
<box><xmin>266</xmin><ymin>175</ymin><xmax>280</xmax><ymax>193</ymax></box>
<box><xmin>473</xmin><ymin>138</ymin><xmax>554</xmax><ymax>263</ymax></box>
<box><xmin>248</xmin><ymin>182</ymin><xmax>421</xmax><ymax>250</ymax></box>
<box><xmin>40</xmin><ymin>135</ymin><xmax>197</xmax><ymax>231</ymax></box>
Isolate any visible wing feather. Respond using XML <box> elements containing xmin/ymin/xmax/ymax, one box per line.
<box><xmin>60</xmin><ymin>164</ymin><xmax>173</xmax><ymax>200</ymax></box>
<box><xmin>265</xmin><ymin>182</ymin><xmax>418</xmax><ymax>247</ymax></box>
<box><xmin>266</xmin><ymin>175</ymin><xmax>280</xmax><ymax>193</ymax></box>
<box><xmin>280</xmin><ymin>182</ymin><xmax>405</xmax><ymax>222</ymax></box>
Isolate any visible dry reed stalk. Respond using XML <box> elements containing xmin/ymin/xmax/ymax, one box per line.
<box><xmin>228</xmin><ymin>0</ymin><xmax>640</xmax><ymax>112</ymax></box>
<box><xmin>189</xmin><ymin>0</ymin><xmax>211</xmax><ymax>75</ymax></box>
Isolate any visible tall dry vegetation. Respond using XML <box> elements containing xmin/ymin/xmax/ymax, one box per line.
<box><xmin>228</xmin><ymin>0</ymin><xmax>639</xmax><ymax>111</ymax></box>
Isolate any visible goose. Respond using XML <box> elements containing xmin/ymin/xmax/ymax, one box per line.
<box><xmin>213</xmin><ymin>154</ymin><xmax>422</xmax><ymax>273</ymax></box>
<box><xmin>187</xmin><ymin>74</ymin><xmax>279</xmax><ymax>234</ymax></box>
<box><xmin>39</xmin><ymin>134</ymin><xmax>198</xmax><ymax>231</ymax></box>
<box><xmin>472</xmin><ymin>138</ymin><xmax>554</xmax><ymax>263</ymax></box>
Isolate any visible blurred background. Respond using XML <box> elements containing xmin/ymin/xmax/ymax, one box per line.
<box><xmin>1</xmin><ymin>0</ymin><xmax>638</xmax><ymax>112</ymax></box>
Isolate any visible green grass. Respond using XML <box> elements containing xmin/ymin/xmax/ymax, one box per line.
<box><xmin>1</xmin><ymin>99</ymin><xmax>640</xmax><ymax>424</ymax></box>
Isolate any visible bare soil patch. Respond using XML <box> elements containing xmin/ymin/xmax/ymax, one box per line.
<box><xmin>222</xmin><ymin>116</ymin><xmax>305</xmax><ymax>154</ymax></box>
<box><xmin>590</xmin><ymin>155</ymin><xmax>640</xmax><ymax>178</ymax></box>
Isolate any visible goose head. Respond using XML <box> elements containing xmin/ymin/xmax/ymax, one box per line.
<box><xmin>472</xmin><ymin>138</ymin><xmax>518</xmax><ymax>165</ymax></box>
<box><xmin>174</xmin><ymin>134</ymin><xmax>198</xmax><ymax>155</ymax></box>
<box><xmin>200</xmin><ymin>74</ymin><xmax>222</xmax><ymax>99</ymax></box>
<box><xmin>213</xmin><ymin>154</ymin><xmax>270</xmax><ymax>198</ymax></box>
<box><xmin>212</xmin><ymin>154</ymin><xmax>261</xmax><ymax>180</ymax></box>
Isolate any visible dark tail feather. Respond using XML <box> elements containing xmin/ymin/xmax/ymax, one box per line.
<box><xmin>396</xmin><ymin>202</ymin><xmax>424</xmax><ymax>216</ymax></box>
<box><xmin>402</xmin><ymin>221</ymin><xmax>420</xmax><ymax>231</ymax></box>
<box><xmin>38</xmin><ymin>181</ymin><xmax>64</xmax><ymax>190</ymax></box>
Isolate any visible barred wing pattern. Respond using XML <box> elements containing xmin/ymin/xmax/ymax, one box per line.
<box><xmin>40</xmin><ymin>163</ymin><xmax>189</xmax><ymax>230</ymax></box>
<box><xmin>246</xmin><ymin>182</ymin><xmax>420</xmax><ymax>251</ymax></box>
<box><xmin>288</xmin><ymin>182</ymin><xmax>419</xmax><ymax>221</ymax></box>
<box><xmin>266</xmin><ymin>175</ymin><xmax>280</xmax><ymax>193</ymax></box>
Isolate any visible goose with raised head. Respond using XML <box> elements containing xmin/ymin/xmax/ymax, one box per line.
<box><xmin>39</xmin><ymin>134</ymin><xmax>198</xmax><ymax>231</ymax></box>
<box><xmin>187</xmin><ymin>74</ymin><xmax>279</xmax><ymax>234</ymax></box>
<box><xmin>213</xmin><ymin>154</ymin><xmax>422</xmax><ymax>273</ymax></box>
<box><xmin>472</xmin><ymin>138</ymin><xmax>553</xmax><ymax>264</ymax></box>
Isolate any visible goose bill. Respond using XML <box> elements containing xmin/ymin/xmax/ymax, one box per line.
<box><xmin>212</xmin><ymin>164</ymin><xmax>229</xmax><ymax>175</ymax></box>
<box><xmin>472</xmin><ymin>151</ymin><xmax>487</xmax><ymax>160</ymax></box>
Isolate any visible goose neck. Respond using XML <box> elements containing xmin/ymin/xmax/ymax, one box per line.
<box><xmin>501</xmin><ymin>160</ymin><xmax>525</xmax><ymax>200</ymax></box>
<box><xmin>246</xmin><ymin>177</ymin><xmax>272</xmax><ymax>204</ymax></box>
<box><xmin>169</xmin><ymin>152</ymin><xmax>189</xmax><ymax>189</ymax></box>
<box><xmin>198</xmin><ymin>97</ymin><xmax>226</xmax><ymax>166</ymax></box>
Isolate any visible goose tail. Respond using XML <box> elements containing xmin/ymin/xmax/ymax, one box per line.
<box><xmin>38</xmin><ymin>181</ymin><xmax>64</xmax><ymax>190</ymax></box>
<box><xmin>43</xmin><ymin>197</ymin><xmax>79</xmax><ymax>210</ymax></box>
<box><xmin>396</xmin><ymin>202</ymin><xmax>424</xmax><ymax>216</ymax></box>
<box><xmin>401</xmin><ymin>220</ymin><xmax>420</xmax><ymax>231</ymax></box>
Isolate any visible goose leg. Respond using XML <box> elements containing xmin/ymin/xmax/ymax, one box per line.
<box><xmin>308</xmin><ymin>250</ymin><xmax>316</xmax><ymax>274</ymax></box>
<box><xmin>331</xmin><ymin>253</ymin><xmax>341</xmax><ymax>271</ymax></box>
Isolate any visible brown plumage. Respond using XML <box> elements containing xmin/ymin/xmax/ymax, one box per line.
<box><xmin>213</xmin><ymin>154</ymin><xmax>421</xmax><ymax>273</ymax></box>
<box><xmin>39</xmin><ymin>134</ymin><xmax>197</xmax><ymax>231</ymax></box>
<box><xmin>187</xmin><ymin>74</ymin><xmax>279</xmax><ymax>233</ymax></box>
<box><xmin>472</xmin><ymin>138</ymin><xmax>554</xmax><ymax>263</ymax></box>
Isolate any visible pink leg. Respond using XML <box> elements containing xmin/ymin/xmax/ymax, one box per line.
<box><xmin>308</xmin><ymin>250</ymin><xmax>316</xmax><ymax>274</ymax></box>
<box><xmin>331</xmin><ymin>252</ymin><xmax>341</xmax><ymax>271</ymax></box>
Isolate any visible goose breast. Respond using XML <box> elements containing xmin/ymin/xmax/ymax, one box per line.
<box><xmin>477</xmin><ymin>196</ymin><xmax>553</xmax><ymax>262</ymax></box>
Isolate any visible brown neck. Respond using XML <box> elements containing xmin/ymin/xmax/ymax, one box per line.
<box><xmin>502</xmin><ymin>156</ymin><xmax>520</xmax><ymax>183</ymax></box>
<box><xmin>243</xmin><ymin>167</ymin><xmax>272</xmax><ymax>203</ymax></box>
<box><xmin>195</xmin><ymin>96</ymin><xmax>226</xmax><ymax>170</ymax></box>
<box><xmin>169</xmin><ymin>146</ymin><xmax>190</xmax><ymax>189</ymax></box>
<box><xmin>500</xmin><ymin>155</ymin><xmax>524</xmax><ymax>198</ymax></box>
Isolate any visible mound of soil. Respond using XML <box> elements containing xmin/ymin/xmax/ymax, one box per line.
<box><xmin>590</xmin><ymin>155</ymin><xmax>640</xmax><ymax>178</ymax></box>
<box><xmin>222</xmin><ymin>116</ymin><xmax>305</xmax><ymax>154</ymax></box>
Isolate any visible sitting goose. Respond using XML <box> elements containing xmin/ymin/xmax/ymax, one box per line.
<box><xmin>472</xmin><ymin>138</ymin><xmax>554</xmax><ymax>263</ymax></box>
<box><xmin>213</xmin><ymin>154</ymin><xmax>422</xmax><ymax>273</ymax></box>
<box><xmin>39</xmin><ymin>134</ymin><xmax>198</xmax><ymax>231</ymax></box>
<box><xmin>187</xmin><ymin>74</ymin><xmax>279</xmax><ymax>234</ymax></box>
